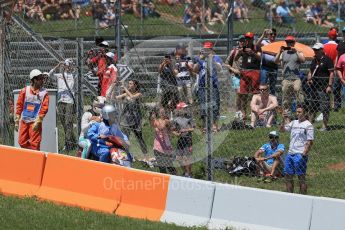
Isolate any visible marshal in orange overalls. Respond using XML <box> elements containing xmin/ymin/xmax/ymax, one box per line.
<box><xmin>16</xmin><ymin>86</ymin><xmax>49</xmax><ymax>150</ymax></box>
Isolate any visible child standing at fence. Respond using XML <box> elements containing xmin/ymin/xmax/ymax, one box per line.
<box><xmin>150</xmin><ymin>107</ymin><xmax>177</xmax><ymax>175</ymax></box>
<box><xmin>173</xmin><ymin>102</ymin><xmax>195</xmax><ymax>178</ymax></box>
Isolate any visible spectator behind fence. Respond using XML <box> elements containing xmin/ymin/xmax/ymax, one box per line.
<box><xmin>307</xmin><ymin>43</ymin><xmax>334</xmax><ymax>131</ymax></box>
<box><xmin>159</xmin><ymin>52</ymin><xmax>179</xmax><ymax>114</ymax></box>
<box><xmin>150</xmin><ymin>107</ymin><xmax>177</xmax><ymax>175</ymax></box>
<box><xmin>335</xmin><ymin>48</ymin><xmax>345</xmax><ymax>103</ymax></box>
<box><xmin>49</xmin><ymin>59</ymin><xmax>77</xmax><ymax>151</ymax></box>
<box><xmin>224</xmin><ymin>35</ymin><xmax>246</xmax><ymax>119</ymax></box>
<box><xmin>234</xmin><ymin>32</ymin><xmax>262</xmax><ymax>123</ymax></box>
<box><xmin>78</xmin><ymin>98</ymin><xmax>104</xmax><ymax>159</ymax></box>
<box><xmin>280</xmin><ymin>104</ymin><xmax>314</xmax><ymax>195</ymax></box>
<box><xmin>208</xmin><ymin>0</ymin><xmax>228</xmax><ymax>25</ymax></box>
<box><xmin>335</xmin><ymin>27</ymin><xmax>345</xmax><ymax>111</ymax></box>
<box><xmin>254</xmin><ymin>131</ymin><xmax>285</xmax><ymax>182</ymax></box>
<box><xmin>101</xmin><ymin>52</ymin><xmax>118</xmax><ymax>99</ymax></box>
<box><xmin>172</xmin><ymin>102</ymin><xmax>195</xmax><ymax>178</ymax></box>
<box><xmin>233</xmin><ymin>0</ymin><xmax>249</xmax><ymax>23</ymax></box>
<box><xmin>250</xmin><ymin>84</ymin><xmax>278</xmax><ymax>128</ymax></box>
<box><xmin>275</xmin><ymin>35</ymin><xmax>305</xmax><ymax>122</ymax></box>
<box><xmin>116</xmin><ymin>80</ymin><xmax>148</xmax><ymax>161</ymax></box>
<box><xmin>15</xmin><ymin>70</ymin><xmax>49</xmax><ymax>151</ymax></box>
<box><xmin>193</xmin><ymin>41</ymin><xmax>222</xmax><ymax>132</ymax></box>
<box><xmin>256</xmin><ymin>28</ymin><xmax>279</xmax><ymax>95</ymax></box>
<box><xmin>276</xmin><ymin>0</ymin><xmax>295</xmax><ymax>24</ymax></box>
<box><xmin>174</xmin><ymin>43</ymin><xmax>194</xmax><ymax>105</ymax></box>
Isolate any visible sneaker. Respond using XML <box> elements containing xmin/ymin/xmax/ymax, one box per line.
<box><xmin>315</xmin><ymin>113</ymin><xmax>323</xmax><ymax>122</ymax></box>
<box><xmin>319</xmin><ymin>127</ymin><xmax>330</xmax><ymax>132</ymax></box>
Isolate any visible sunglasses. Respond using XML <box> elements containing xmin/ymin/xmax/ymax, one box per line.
<box><xmin>269</xmin><ymin>135</ymin><xmax>278</xmax><ymax>139</ymax></box>
<box><xmin>260</xmin><ymin>88</ymin><xmax>268</xmax><ymax>92</ymax></box>
<box><xmin>269</xmin><ymin>33</ymin><xmax>276</xmax><ymax>36</ymax></box>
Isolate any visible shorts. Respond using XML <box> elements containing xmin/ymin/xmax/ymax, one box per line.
<box><xmin>284</xmin><ymin>153</ymin><xmax>308</xmax><ymax>176</ymax></box>
<box><xmin>239</xmin><ymin>70</ymin><xmax>260</xmax><ymax>94</ymax></box>
<box><xmin>231</xmin><ymin>75</ymin><xmax>240</xmax><ymax>90</ymax></box>
<box><xmin>176</xmin><ymin>137</ymin><xmax>192</xmax><ymax>156</ymax></box>
<box><xmin>176</xmin><ymin>77</ymin><xmax>191</xmax><ymax>87</ymax></box>
<box><xmin>154</xmin><ymin>150</ymin><xmax>176</xmax><ymax>167</ymax></box>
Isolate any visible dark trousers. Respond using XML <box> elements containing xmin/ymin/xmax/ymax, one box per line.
<box><xmin>123</xmin><ymin>125</ymin><xmax>148</xmax><ymax>155</ymax></box>
<box><xmin>58</xmin><ymin>102</ymin><xmax>76</xmax><ymax>150</ymax></box>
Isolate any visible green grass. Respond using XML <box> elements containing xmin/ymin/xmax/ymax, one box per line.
<box><xmin>121</xmin><ymin>107</ymin><xmax>345</xmax><ymax>200</ymax></box>
<box><xmin>21</xmin><ymin>1</ymin><xmax>345</xmax><ymax>38</ymax></box>
<box><xmin>0</xmin><ymin>195</ymin><xmax>206</xmax><ymax>230</ymax></box>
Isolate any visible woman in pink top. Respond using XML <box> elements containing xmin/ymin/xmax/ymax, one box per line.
<box><xmin>150</xmin><ymin>107</ymin><xmax>177</xmax><ymax>175</ymax></box>
<box><xmin>336</xmin><ymin>53</ymin><xmax>345</xmax><ymax>103</ymax></box>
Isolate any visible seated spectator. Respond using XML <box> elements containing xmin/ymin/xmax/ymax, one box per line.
<box><xmin>234</xmin><ymin>0</ymin><xmax>249</xmax><ymax>23</ymax></box>
<box><xmin>250</xmin><ymin>84</ymin><xmax>278</xmax><ymax>128</ymax></box>
<box><xmin>42</xmin><ymin>0</ymin><xmax>59</xmax><ymax>20</ymax></box>
<box><xmin>142</xmin><ymin>0</ymin><xmax>161</xmax><ymax>18</ymax></box>
<box><xmin>59</xmin><ymin>0</ymin><xmax>75</xmax><ymax>19</ymax></box>
<box><xmin>304</xmin><ymin>4</ymin><xmax>318</xmax><ymax>25</ymax></box>
<box><xmin>254</xmin><ymin>131</ymin><xmax>285</xmax><ymax>182</ymax></box>
<box><xmin>276</xmin><ymin>0</ymin><xmax>295</xmax><ymax>24</ymax></box>
<box><xmin>92</xmin><ymin>0</ymin><xmax>106</xmax><ymax>26</ymax></box>
<box><xmin>25</xmin><ymin>1</ymin><xmax>46</xmax><ymax>22</ymax></box>
<box><xmin>209</xmin><ymin>0</ymin><xmax>227</xmax><ymax>25</ymax></box>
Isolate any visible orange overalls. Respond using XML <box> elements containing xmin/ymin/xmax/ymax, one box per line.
<box><xmin>100</xmin><ymin>64</ymin><xmax>117</xmax><ymax>97</ymax></box>
<box><xmin>16</xmin><ymin>86</ymin><xmax>49</xmax><ymax>150</ymax></box>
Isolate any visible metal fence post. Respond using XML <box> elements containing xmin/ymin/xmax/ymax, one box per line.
<box><xmin>0</xmin><ymin>8</ymin><xmax>5</xmax><ymax>144</ymax></box>
<box><xmin>206</xmin><ymin>54</ymin><xmax>213</xmax><ymax>181</ymax></box>
<box><xmin>227</xmin><ymin>0</ymin><xmax>234</xmax><ymax>55</ymax></box>
<box><xmin>116</xmin><ymin>0</ymin><xmax>122</xmax><ymax>60</ymax></box>
<box><xmin>76</xmin><ymin>38</ymin><xmax>84</xmax><ymax>137</ymax></box>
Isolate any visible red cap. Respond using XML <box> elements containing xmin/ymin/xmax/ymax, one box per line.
<box><xmin>285</xmin><ymin>35</ymin><xmax>296</xmax><ymax>42</ymax></box>
<box><xmin>245</xmin><ymin>32</ymin><xmax>254</xmax><ymax>38</ymax></box>
<box><xmin>328</xmin><ymin>29</ymin><xmax>337</xmax><ymax>38</ymax></box>
<box><xmin>176</xmin><ymin>102</ymin><xmax>188</xmax><ymax>110</ymax></box>
<box><xmin>203</xmin><ymin>41</ymin><xmax>213</xmax><ymax>49</ymax></box>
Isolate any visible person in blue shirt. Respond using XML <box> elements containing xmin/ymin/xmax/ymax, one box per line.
<box><xmin>254</xmin><ymin>131</ymin><xmax>285</xmax><ymax>181</ymax></box>
<box><xmin>193</xmin><ymin>41</ymin><xmax>222</xmax><ymax>132</ymax></box>
<box><xmin>87</xmin><ymin>104</ymin><xmax>130</xmax><ymax>164</ymax></box>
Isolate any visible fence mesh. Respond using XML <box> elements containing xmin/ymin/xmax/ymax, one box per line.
<box><xmin>2</xmin><ymin>0</ymin><xmax>345</xmax><ymax>200</ymax></box>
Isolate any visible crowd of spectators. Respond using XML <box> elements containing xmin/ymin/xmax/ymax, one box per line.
<box><xmin>14</xmin><ymin>0</ymin><xmax>80</xmax><ymax>22</ymax></box>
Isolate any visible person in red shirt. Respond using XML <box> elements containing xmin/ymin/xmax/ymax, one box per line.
<box><xmin>101</xmin><ymin>52</ymin><xmax>118</xmax><ymax>98</ymax></box>
<box><xmin>323</xmin><ymin>29</ymin><xmax>338</xmax><ymax>64</ymax></box>
<box><xmin>15</xmin><ymin>69</ymin><xmax>49</xmax><ymax>150</ymax></box>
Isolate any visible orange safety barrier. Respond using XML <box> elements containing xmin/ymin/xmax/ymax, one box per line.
<box><xmin>35</xmin><ymin>154</ymin><xmax>125</xmax><ymax>213</ymax></box>
<box><xmin>115</xmin><ymin>168</ymin><xmax>170</xmax><ymax>221</ymax></box>
<box><xmin>0</xmin><ymin>145</ymin><xmax>46</xmax><ymax>196</ymax></box>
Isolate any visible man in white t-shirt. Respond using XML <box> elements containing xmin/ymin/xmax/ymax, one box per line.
<box><xmin>49</xmin><ymin>59</ymin><xmax>77</xmax><ymax>151</ymax></box>
<box><xmin>280</xmin><ymin>104</ymin><xmax>314</xmax><ymax>194</ymax></box>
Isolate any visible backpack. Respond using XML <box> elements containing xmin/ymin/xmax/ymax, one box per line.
<box><xmin>227</xmin><ymin>156</ymin><xmax>258</xmax><ymax>177</ymax></box>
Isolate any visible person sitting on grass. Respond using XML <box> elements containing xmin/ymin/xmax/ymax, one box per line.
<box><xmin>250</xmin><ymin>84</ymin><xmax>278</xmax><ymax>128</ymax></box>
<box><xmin>254</xmin><ymin>131</ymin><xmax>285</xmax><ymax>182</ymax></box>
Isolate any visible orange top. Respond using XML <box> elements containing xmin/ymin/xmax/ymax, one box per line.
<box><xmin>16</xmin><ymin>86</ymin><xmax>49</xmax><ymax>119</ymax></box>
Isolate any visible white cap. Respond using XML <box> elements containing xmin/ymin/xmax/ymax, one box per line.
<box><xmin>29</xmin><ymin>69</ymin><xmax>42</xmax><ymax>80</ymax></box>
<box><xmin>64</xmin><ymin>58</ymin><xmax>73</xmax><ymax>66</ymax></box>
<box><xmin>100</xmin><ymin>41</ymin><xmax>109</xmax><ymax>47</ymax></box>
<box><xmin>312</xmin><ymin>42</ymin><xmax>324</xmax><ymax>50</ymax></box>
<box><xmin>106</xmin><ymin>52</ymin><xmax>115</xmax><ymax>59</ymax></box>
<box><xmin>269</xmin><ymin>131</ymin><xmax>279</xmax><ymax>137</ymax></box>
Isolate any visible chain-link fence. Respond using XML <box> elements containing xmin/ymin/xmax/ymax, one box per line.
<box><xmin>2</xmin><ymin>1</ymin><xmax>345</xmax><ymax>200</ymax></box>
<box><xmin>11</xmin><ymin>0</ymin><xmax>345</xmax><ymax>37</ymax></box>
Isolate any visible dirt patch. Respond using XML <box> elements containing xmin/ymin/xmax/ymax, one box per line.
<box><xmin>327</xmin><ymin>163</ymin><xmax>345</xmax><ymax>171</ymax></box>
